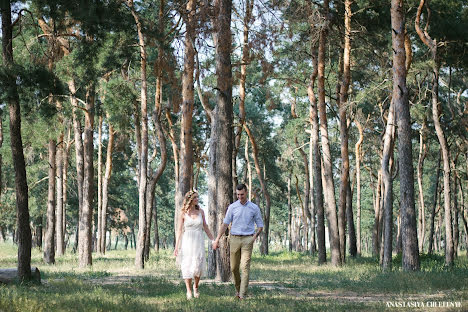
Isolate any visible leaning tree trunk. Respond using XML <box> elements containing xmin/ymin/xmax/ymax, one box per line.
<box><xmin>1</xmin><ymin>1</ymin><xmax>32</xmax><ymax>281</ymax></box>
<box><xmin>393</xmin><ymin>0</ymin><xmax>419</xmax><ymax>271</ymax></box>
<box><xmin>307</xmin><ymin>46</ymin><xmax>326</xmax><ymax>264</ymax></box>
<box><xmin>245</xmin><ymin>125</ymin><xmax>270</xmax><ymax>255</ymax></box>
<box><xmin>415</xmin><ymin>0</ymin><xmax>452</xmax><ymax>266</ymax></box>
<box><xmin>44</xmin><ymin>140</ymin><xmax>56</xmax><ymax>264</ymax></box>
<box><xmin>317</xmin><ymin>0</ymin><xmax>341</xmax><ymax>266</ymax></box>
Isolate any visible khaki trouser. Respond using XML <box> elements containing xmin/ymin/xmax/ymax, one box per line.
<box><xmin>229</xmin><ymin>235</ymin><xmax>254</xmax><ymax>298</ymax></box>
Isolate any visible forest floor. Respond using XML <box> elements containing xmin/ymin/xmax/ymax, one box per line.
<box><xmin>1</xmin><ymin>242</ymin><xmax>467</xmax><ymax>311</ymax></box>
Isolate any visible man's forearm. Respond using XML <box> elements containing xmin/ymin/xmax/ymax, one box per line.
<box><xmin>215</xmin><ymin>223</ymin><xmax>229</xmax><ymax>241</ymax></box>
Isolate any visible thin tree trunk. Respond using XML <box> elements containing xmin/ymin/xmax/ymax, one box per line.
<box><xmin>337</xmin><ymin>0</ymin><xmax>353</xmax><ymax>263</ymax></box>
<box><xmin>69</xmin><ymin>80</ymin><xmax>84</xmax><ymax>254</ymax></box>
<box><xmin>56</xmin><ymin>134</ymin><xmax>64</xmax><ymax>256</ymax></box>
<box><xmin>101</xmin><ymin>121</ymin><xmax>115</xmax><ymax>254</ymax></box>
<box><xmin>317</xmin><ymin>0</ymin><xmax>341</xmax><ymax>266</ymax></box>
<box><xmin>381</xmin><ymin>100</ymin><xmax>396</xmax><ymax>270</ymax></box>
<box><xmin>451</xmin><ymin>157</ymin><xmax>460</xmax><ymax>257</ymax></box>
<box><xmin>287</xmin><ymin>174</ymin><xmax>292</xmax><ymax>252</ymax></box>
<box><xmin>62</xmin><ymin>125</ymin><xmax>71</xmax><ymax>253</ymax></box>
<box><xmin>416</xmin><ymin>118</ymin><xmax>427</xmax><ymax>253</ymax></box>
<box><xmin>415</xmin><ymin>0</ymin><xmax>451</xmax><ymax>266</ymax></box>
<box><xmin>129</xmin><ymin>0</ymin><xmax>149</xmax><ymax>269</ymax></box>
<box><xmin>44</xmin><ymin>140</ymin><xmax>56</xmax><ymax>264</ymax></box>
<box><xmin>355</xmin><ymin>119</ymin><xmax>364</xmax><ymax>255</ymax></box>
<box><xmin>1</xmin><ymin>1</ymin><xmax>32</xmax><ymax>281</ymax></box>
<box><xmin>245</xmin><ymin>125</ymin><xmax>270</xmax><ymax>255</ymax></box>
<box><xmin>97</xmin><ymin>116</ymin><xmax>103</xmax><ymax>254</ymax></box>
<box><xmin>428</xmin><ymin>153</ymin><xmax>441</xmax><ymax>254</ymax></box>
<box><xmin>394</xmin><ymin>0</ymin><xmax>419</xmax><ymax>270</ymax></box>
<box><xmin>373</xmin><ymin>171</ymin><xmax>382</xmax><ymax>257</ymax></box>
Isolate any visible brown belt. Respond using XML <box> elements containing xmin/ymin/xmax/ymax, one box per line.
<box><xmin>231</xmin><ymin>234</ymin><xmax>254</xmax><ymax>237</ymax></box>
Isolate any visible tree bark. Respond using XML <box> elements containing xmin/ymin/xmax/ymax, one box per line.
<box><xmin>318</xmin><ymin>0</ymin><xmax>341</xmax><ymax>266</ymax></box>
<box><xmin>428</xmin><ymin>153</ymin><xmax>441</xmax><ymax>254</ymax></box>
<box><xmin>129</xmin><ymin>0</ymin><xmax>149</xmax><ymax>269</ymax></box>
<box><xmin>355</xmin><ymin>119</ymin><xmax>364</xmax><ymax>255</ymax></box>
<box><xmin>1</xmin><ymin>1</ymin><xmax>32</xmax><ymax>281</ymax></box>
<box><xmin>100</xmin><ymin>120</ymin><xmax>115</xmax><ymax>254</ymax></box>
<box><xmin>415</xmin><ymin>0</ymin><xmax>451</xmax><ymax>266</ymax></box>
<box><xmin>287</xmin><ymin>174</ymin><xmax>292</xmax><ymax>252</ymax></box>
<box><xmin>97</xmin><ymin>116</ymin><xmax>103</xmax><ymax>254</ymax></box>
<box><xmin>381</xmin><ymin>100</ymin><xmax>396</xmax><ymax>270</ymax></box>
<box><xmin>307</xmin><ymin>46</ymin><xmax>326</xmax><ymax>264</ymax></box>
<box><xmin>78</xmin><ymin>85</ymin><xmax>95</xmax><ymax>268</ymax></box>
<box><xmin>176</xmin><ymin>0</ymin><xmax>196</xmax><ymax>239</ymax></box>
<box><xmin>44</xmin><ymin>140</ymin><xmax>56</xmax><ymax>264</ymax></box>
<box><xmin>245</xmin><ymin>125</ymin><xmax>270</xmax><ymax>255</ymax></box>
<box><xmin>212</xmin><ymin>0</ymin><xmax>233</xmax><ymax>280</ymax></box>
<box><xmin>417</xmin><ymin>118</ymin><xmax>427</xmax><ymax>252</ymax></box>
<box><xmin>56</xmin><ymin>134</ymin><xmax>64</xmax><ymax>256</ymax></box>
<box><xmin>393</xmin><ymin>0</ymin><xmax>419</xmax><ymax>271</ymax></box>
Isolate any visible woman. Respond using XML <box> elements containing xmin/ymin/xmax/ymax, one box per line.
<box><xmin>174</xmin><ymin>190</ymin><xmax>214</xmax><ymax>299</ymax></box>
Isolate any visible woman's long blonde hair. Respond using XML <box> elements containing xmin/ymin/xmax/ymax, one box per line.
<box><xmin>182</xmin><ymin>190</ymin><xmax>199</xmax><ymax>214</ymax></box>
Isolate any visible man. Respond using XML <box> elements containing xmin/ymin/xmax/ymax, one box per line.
<box><xmin>212</xmin><ymin>183</ymin><xmax>264</xmax><ymax>299</ymax></box>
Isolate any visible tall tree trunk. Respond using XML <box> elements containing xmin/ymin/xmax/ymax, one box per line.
<box><xmin>44</xmin><ymin>140</ymin><xmax>56</xmax><ymax>264</ymax></box>
<box><xmin>373</xmin><ymin>170</ymin><xmax>382</xmax><ymax>256</ymax></box>
<box><xmin>211</xmin><ymin>0</ymin><xmax>233</xmax><ymax>281</ymax></box>
<box><xmin>144</xmin><ymin>104</ymin><xmax>167</xmax><ymax>260</ymax></box>
<box><xmin>417</xmin><ymin>119</ymin><xmax>427</xmax><ymax>252</ymax></box>
<box><xmin>97</xmin><ymin>116</ymin><xmax>103</xmax><ymax>254</ymax></box>
<box><xmin>129</xmin><ymin>1</ymin><xmax>149</xmax><ymax>269</ymax></box>
<box><xmin>176</xmin><ymin>0</ymin><xmax>196</xmax><ymax>239</ymax></box>
<box><xmin>62</xmin><ymin>125</ymin><xmax>71</xmax><ymax>253</ymax></box>
<box><xmin>337</xmin><ymin>0</ymin><xmax>353</xmax><ymax>263</ymax></box>
<box><xmin>244</xmin><ymin>125</ymin><xmax>270</xmax><ymax>255</ymax></box>
<box><xmin>100</xmin><ymin>121</ymin><xmax>115</xmax><ymax>254</ymax></box>
<box><xmin>287</xmin><ymin>174</ymin><xmax>292</xmax><ymax>252</ymax></box>
<box><xmin>1</xmin><ymin>1</ymin><xmax>32</xmax><ymax>281</ymax></box>
<box><xmin>307</xmin><ymin>47</ymin><xmax>326</xmax><ymax>264</ymax></box>
<box><xmin>232</xmin><ymin>0</ymin><xmax>252</xmax><ymax>198</ymax></box>
<box><xmin>415</xmin><ymin>0</ymin><xmax>451</xmax><ymax>266</ymax></box>
<box><xmin>381</xmin><ymin>100</ymin><xmax>396</xmax><ymax>270</ymax></box>
<box><xmin>451</xmin><ymin>157</ymin><xmax>460</xmax><ymax>257</ymax></box>
<box><xmin>78</xmin><ymin>85</ymin><xmax>95</xmax><ymax>267</ymax></box>
<box><xmin>428</xmin><ymin>153</ymin><xmax>441</xmax><ymax>254</ymax></box>
<box><xmin>393</xmin><ymin>0</ymin><xmax>419</xmax><ymax>271</ymax></box>
<box><xmin>56</xmin><ymin>134</ymin><xmax>64</xmax><ymax>256</ymax></box>
<box><xmin>355</xmin><ymin>119</ymin><xmax>364</xmax><ymax>255</ymax></box>
<box><xmin>295</xmin><ymin>138</ymin><xmax>311</xmax><ymax>225</ymax></box>
<box><xmin>69</xmin><ymin>80</ymin><xmax>84</xmax><ymax>254</ymax></box>
<box><xmin>317</xmin><ymin>0</ymin><xmax>341</xmax><ymax>266</ymax></box>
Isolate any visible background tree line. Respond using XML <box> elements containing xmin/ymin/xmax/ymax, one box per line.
<box><xmin>0</xmin><ymin>0</ymin><xmax>467</xmax><ymax>281</ymax></box>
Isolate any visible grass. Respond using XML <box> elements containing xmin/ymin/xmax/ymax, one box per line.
<box><xmin>1</xmin><ymin>243</ymin><xmax>467</xmax><ymax>311</ymax></box>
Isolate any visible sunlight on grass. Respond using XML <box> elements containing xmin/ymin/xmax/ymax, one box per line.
<box><xmin>1</xmin><ymin>243</ymin><xmax>467</xmax><ymax>311</ymax></box>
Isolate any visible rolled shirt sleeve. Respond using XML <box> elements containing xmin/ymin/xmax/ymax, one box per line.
<box><xmin>254</xmin><ymin>206</ymin><xmax>264</xmax><ymax>228</ymax></box>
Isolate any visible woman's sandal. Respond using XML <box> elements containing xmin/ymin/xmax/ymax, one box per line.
<box><xmin>193</xmin><ymin>287</ymin><xmax>200</xmax><ymax>298</ymax></box>
<box><xmin>186</xmin><ymin>291</ymin><xmax>193</xmax><ymax>300</ymax></box>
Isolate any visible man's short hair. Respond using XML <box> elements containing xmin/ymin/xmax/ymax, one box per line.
<box><xmin>236</xmin><ymin>183</ymin><xmax>247</xmax><ymax>192</ymax></box>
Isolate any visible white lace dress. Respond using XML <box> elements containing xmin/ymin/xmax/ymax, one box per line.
<box><xmin>177</xmin><ymin>213</ymin><xmax>207</xmax><ymax>279</ymax></box>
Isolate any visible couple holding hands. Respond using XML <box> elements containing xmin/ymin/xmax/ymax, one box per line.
<box><xmin>174</xmin><ymin>184</ymin><xmax>264</xmax><ymax>300</ymax></box>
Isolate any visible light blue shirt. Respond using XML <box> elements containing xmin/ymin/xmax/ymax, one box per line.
<box><xmin>223</xmin><ymin>200</ymin><xmax>264</xmax><ymax>235</ymax></box>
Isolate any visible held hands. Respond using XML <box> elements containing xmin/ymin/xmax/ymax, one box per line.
<box><xmin>212</xmin><ymin>239</ymin><xmax>219</xmax><ymax>250</ymax></box>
